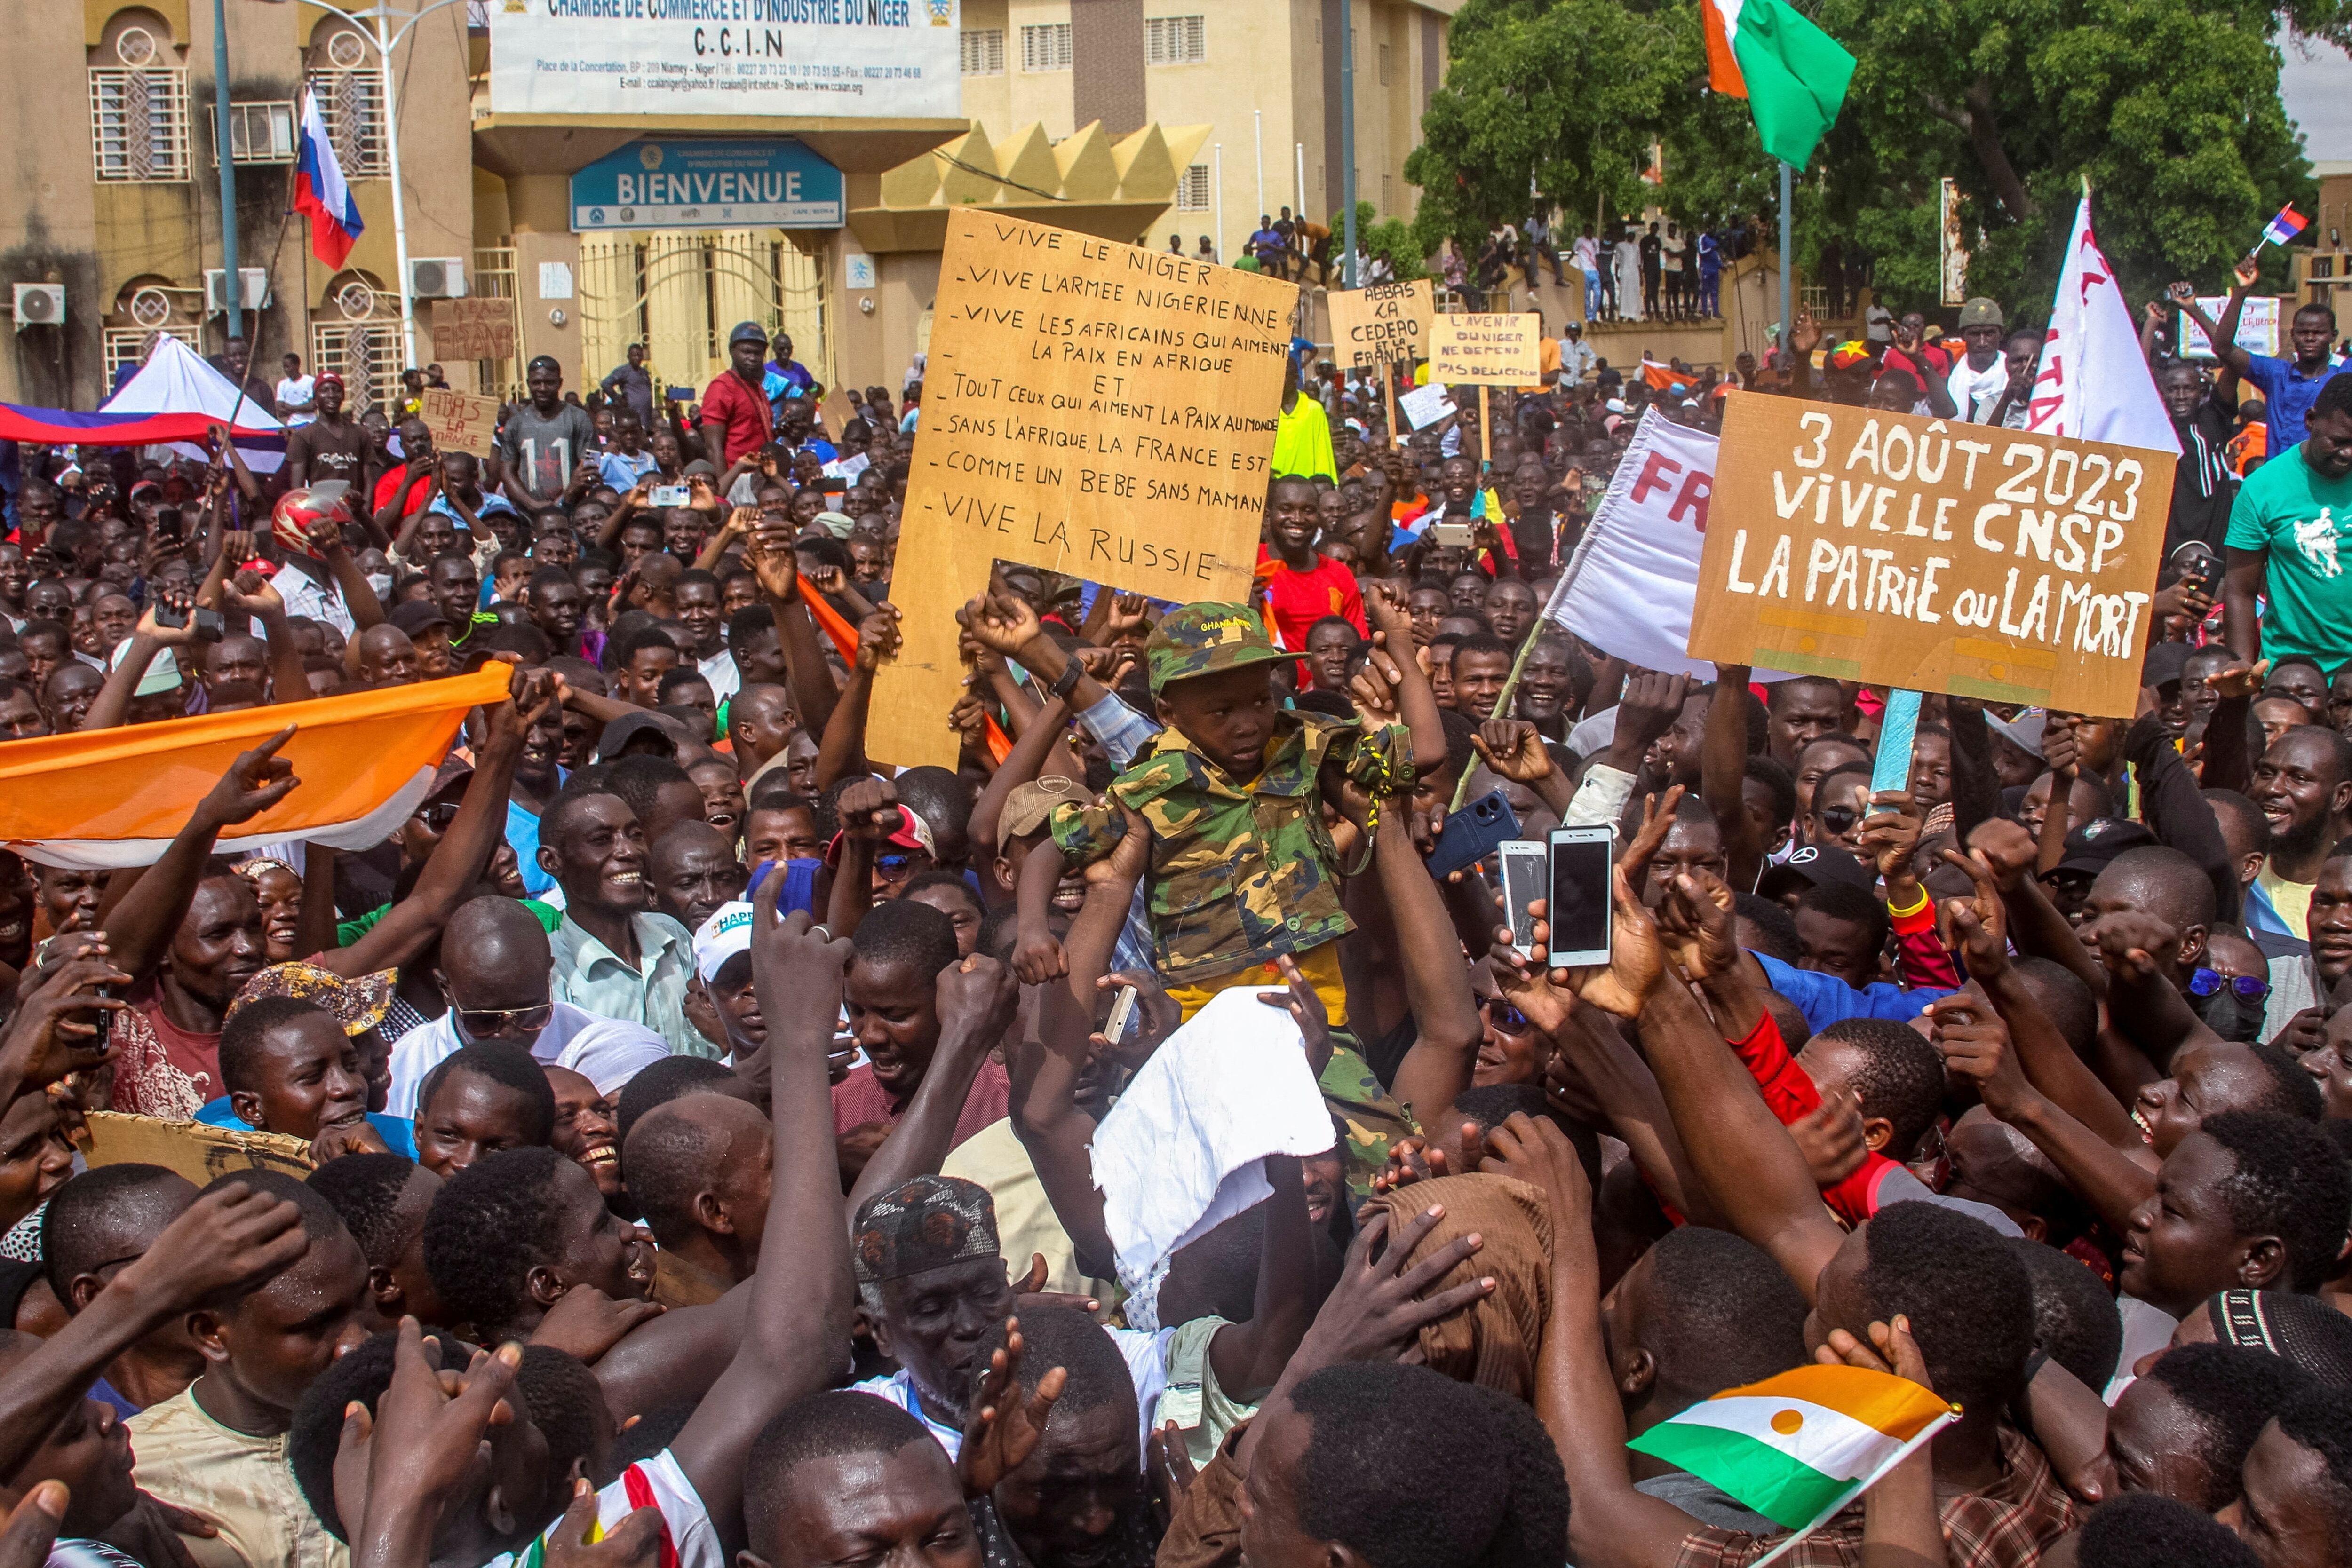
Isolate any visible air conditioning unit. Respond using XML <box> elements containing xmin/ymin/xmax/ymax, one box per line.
<box><xmin>11</xmin><ymin>284</ymin><xmax>64</xmax><ymax>332</ymax></box>
<box><xmin>203</xmin><ymin>268</ymin><xmax>272</xmax><ymax>315</ymax></box>
<box><xmin>408</xmin><ymin>257</ymin><xmax>467</xmax><ymax>299</ymax></box>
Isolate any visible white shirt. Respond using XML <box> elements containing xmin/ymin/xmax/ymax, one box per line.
<box><xmin>486</xmin><ymin>1449</ymin><xmax>718</xmax><ymax>1568</ymax></box>
<box><xmin>1572</xmin><ymin>236</ymin><xmax>1598</xmax><ymax>273</ymax></box>
<box><xmin>272</xmin><ymin>562</ymin><xmax>357</xmax><ymax>638</ymax></box>
<box><xmin>1559</xmin><ymin>338</ymin><xmax>1596</xmax><ymax>383</ymax></box>
<box><xmin>850</xmin><ymin>1368</ymin><xmax>967</xmax><ymax>1457</ymax></box>
<box><xmin>277</xmin><ymin>375</ymin><xmax>316</xmax><ymax>425</ymax></box>
<box><xmin>1947</xmin><ymin>354</ymin><xmax>2011</xmax><ymax>424</ymax></box>
<box><xmin>699</xmin><ymin>647</ymin><xmax>741</xmax><ymax>704</ymax></box>
<box><xmin>386</xmin><ymin>998</ymin><xmax>672</xmax><ymax>1120</ymax></box>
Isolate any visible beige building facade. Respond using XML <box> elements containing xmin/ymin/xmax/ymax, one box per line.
<box><xmin>3</xmin><ymin>0</ymin><xmax>1450</xmax><ymax>415</ymax></box>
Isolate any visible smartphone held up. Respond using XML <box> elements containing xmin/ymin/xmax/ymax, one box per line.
<box><xmin>1495</xmin><ymin>831</ymin><xmax>1613</xmax><ymax>966</ymax></box>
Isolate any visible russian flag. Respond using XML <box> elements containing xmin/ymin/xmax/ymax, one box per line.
<box><xmin>294</xmin><ymin>87</ymin><xmax>363</xmax><ymax>269</ymax></box>
<box><xmin>2261</xmin><ymin>204</ymin><xmax>2310</xmax><ymax>250</ymax></box>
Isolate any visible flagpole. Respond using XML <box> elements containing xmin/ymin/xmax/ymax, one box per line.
<box><xmin>1778</xmin><ymin>160</ymin><xmax>1792</xmax><ymax>372</ymax></box>
<box><xmin>213</xmin><ymin>0</ymin><xmax>242</xmax><ymax>344</ymax></box>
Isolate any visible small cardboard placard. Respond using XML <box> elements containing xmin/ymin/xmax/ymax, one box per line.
<box><xmin>431</xmin><ymin>298</ymin><xmax>515</xmax><ymax>363</ymax></box>
<box><xmin>1327</xmin><ymin>281</ymin><xmax>1435</xmax><ymax>368</ymax></box>
<box><xmin>1428</xmin><ymin>312</ymin><xmax>1542</xmax><ymax>384</ymax></box>
<box><xmin>81</xmin><ymin>1109</ymin><xmax>313</xmax><ymax>1185</ymax></box>
<box><xmin>1397</xmin><ymin>382</ymin><xmax>1457</xmax><ymax>430</ymax></box>
<box><xmin>419</xmin><ymin>387</ymin><xmax>501</xmax><ymax>459</ymax></box>
<box><xmin>1686</xmin><ymin>395</ymin><xmax>2176</xmax><ymax>715</ymax></box>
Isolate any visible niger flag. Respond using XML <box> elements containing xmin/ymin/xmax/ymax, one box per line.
<box><xmin>1702</xmin><ymin>0</ymin><xmax>1855</xmax><ymax>170</ymax></box>
<box><xmin>0</xmin><ymin>666</ymin><xmax>509</xmax><ymax>869</ymax></box>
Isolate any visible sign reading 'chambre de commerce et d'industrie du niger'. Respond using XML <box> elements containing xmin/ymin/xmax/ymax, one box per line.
<box><xmin>488</xmin><ymin>0</ymin><xmax>960</xmax><ymax>119</ymax></box>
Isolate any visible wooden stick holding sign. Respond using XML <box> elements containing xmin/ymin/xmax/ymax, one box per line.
<box><xmin>870</xmin><ymin>211</ymin><xmax>1298</xmax><ymax>768</ymax></box>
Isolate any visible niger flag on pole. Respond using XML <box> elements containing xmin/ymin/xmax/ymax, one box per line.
<box><xmin>1703</xmin><ymin>0</ymin><xmax>1856</xmax><ymax>170</ymax></box>
<box><xmin>0</xmin><ymin>667</ymin><xmax>509</xmax><ymax>869</ymax></box>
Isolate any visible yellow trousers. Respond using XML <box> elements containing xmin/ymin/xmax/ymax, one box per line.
<box><xmin>1165</xmin><ymin>940</ymin><xmax>1350</xmax><ymax>1028</ymax></box>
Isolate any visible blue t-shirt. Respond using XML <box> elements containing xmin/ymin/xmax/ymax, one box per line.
<box><xmin>193</xmin><ymin>1098</ymin><xmax>418</xmax><ymax>1159</ymax></box>
<box><xmin>2240</xmin><ymin>352</ymin><xmax>2351</xmax><ymax>448</ymax></box>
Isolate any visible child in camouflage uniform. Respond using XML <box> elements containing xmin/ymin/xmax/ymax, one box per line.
<box><xmin>1041</xmin><ymin>598</ymin><xmax>1446</xmax><ymax>1028</ymax></box>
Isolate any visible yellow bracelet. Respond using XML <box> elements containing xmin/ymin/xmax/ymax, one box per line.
<box><xmin>1885</xmin><ymin>885</ymin><xmax>1931</xmax><ymax>919</ymax></box>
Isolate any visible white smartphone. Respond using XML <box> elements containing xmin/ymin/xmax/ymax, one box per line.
<box><xmin>1429</xmin><ymin>521</ymin><xmax>1476</xmax><ymax>548</ymax></box>
<box><xmin>650</xmin><ymin>484</ymin><xmax>690</xmax><ymax>507</ymax></box>
<box><xmin>1498</xmin><ymin>840</ymin><xmax>1549</xmax><ymax>958</ymax></box>
<box><xmin>1103</xmin><ymin>983</ymin><xmax>1139</xmax><ymax>1045</ymax></box>
<box><xmin>1546</xmin><ymin>826</ymin><xmax>1614</xmax><ymax>968</ymax></box>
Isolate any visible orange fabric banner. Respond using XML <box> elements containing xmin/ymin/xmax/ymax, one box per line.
<box><xmin>0</xmin><ymin>666</ymin><xmax>509</xmax><ymax>866</ymax></box>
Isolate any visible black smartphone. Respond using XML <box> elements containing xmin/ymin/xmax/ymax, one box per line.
<box><xmin>1498</xmin><ymin>840</ymin><xmax>1548</xmax><ymax>958</ymax></box>
<box><xmin>1426</xmin><ymin>789</ymin><xmax>1521</xmax><ymax>879</ymax></box>
<box><xmin>1546</xmin><ymin>827</ymin><xmax>1613</xmax><ymax>967</ymax></box>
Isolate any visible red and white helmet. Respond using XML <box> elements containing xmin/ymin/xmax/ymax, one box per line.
<box><xmin>270</xmin><ymin>482</ymin><xmax>353</xmax><ymax>559</ymax></box>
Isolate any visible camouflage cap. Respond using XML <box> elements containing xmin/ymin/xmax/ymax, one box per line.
<box><xmin>851</xmin><ymin>1174</ymin><xmax>1000</xmax><ymax>1285</ymax></box>
<box><xmin>1145</xmin><ymin>602</ymin><xmax>1290</xmax><ymax>695</ymax></box>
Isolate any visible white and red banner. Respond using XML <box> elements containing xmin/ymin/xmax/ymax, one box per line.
<box><xmin>2027</xmin><ymin>196</ymin><xmax>2180</xmax><ymax>457</ymax></box>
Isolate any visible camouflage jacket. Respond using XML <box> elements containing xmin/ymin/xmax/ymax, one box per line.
<box><xmin>1048</xmin><ymin>710</ymin><xmax>1414</xmax><ymax>982</ymax></box>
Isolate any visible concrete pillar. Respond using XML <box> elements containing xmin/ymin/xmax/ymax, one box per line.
<box><xmin>507</xmin><ymin>174</ymin><xmax>582</xmax><ymax>391</ymax></box>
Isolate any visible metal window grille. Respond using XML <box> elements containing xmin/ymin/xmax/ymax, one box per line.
<box><xmin>1020</xmin><ymin>23</ymin><xmax>1072</xmax><ymax>70</ymax></box>
<box><xmin>1176</xmin><ymin>163</ymin><xmax>1211</xmax><ymax>211</ymax></box>
<box><xmin>89</xmin><ymin>68</ymin><xmax>192</xmax><ymax>182</ymax></box>
<box><xmin>961</xmin><ymin>28</ymin><xmax>1004</xmax><ymax>74</ymax></box>
<box><xmin>1144</xmin><ymin>15</ymin><xmax>1204</xmax><ymax>63</ymax></box>
<box><xmin>307</xmin><ymin>70</ymin><xmax>388</xmax><ymax>177</ymax></box>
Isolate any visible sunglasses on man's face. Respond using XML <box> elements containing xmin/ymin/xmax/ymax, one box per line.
<box><xmin>1480</xmin><ymin>996</ymin><xmax>1532</xmax><ymax>1034</ymax></box>
<box><xmin>415</xmin><ymin>801</ymin><xmax>461</xmax><ymax>832</ymax></box>
<box><xmin>455</xmin><ymin>1002</ymin><xmax>554</xmax><ymax>1038</ymax></box>
<box><xmin>2186</xmin><ymin>968</ymin><xmax>2270</xmax><ymax>1001</ymax></box>
<box><xmin>1817</xmin><ymin>805</ymin><xmax>1861</xmax><ymax>835</ymax></box>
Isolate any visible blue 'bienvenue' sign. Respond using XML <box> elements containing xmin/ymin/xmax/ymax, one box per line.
<box><xmin>571</xmin><ymin>139</ymin><xmax>844</xmax><ymax>231</ymax></box>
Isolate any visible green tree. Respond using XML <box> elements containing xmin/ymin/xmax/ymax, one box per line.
<box><xmin>1408</xmin><ymin>0</ymin><xmax>2344</xmax><ymax>317</ymax></box>
<box><xmin>1329</xmin><ymin>201</ymin><xmax>1431</xmax><ymax>280</ymax></box>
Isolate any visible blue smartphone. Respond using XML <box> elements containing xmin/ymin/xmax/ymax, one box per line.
<box><xmin>1870</xmin><ymin>689</ymin><xmax>1922</xmax><ymax>812</ymax></box>
<box><xmin>1426</xmin><ymin>789</ymin><xmax>1521</xmax><ymax>879</ymax></box>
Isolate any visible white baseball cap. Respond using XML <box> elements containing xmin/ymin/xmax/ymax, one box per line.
<box><xmin>692</xmin><ymin>900</ymin><xmax>756</xmax><ymax>984</ymax></box>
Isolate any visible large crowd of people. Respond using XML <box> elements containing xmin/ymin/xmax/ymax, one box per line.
<box><xmin>0</xmin><ymin>247</ymin><xmax>2342</xmax><ymax>1568</ymax></box>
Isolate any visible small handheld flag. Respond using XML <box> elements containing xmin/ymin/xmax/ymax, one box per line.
<box><xmin>2258</xmin><ymin>205</ymin><xmax>2309</xmax><ymax>253</ymax></box>
<box><xmin>294</xmin><ymin>87</ymin><xmax>365</xmax><ymax>269</ymax></box>
<box><xmin>1627</xmin><ymin>1364</ymin><xmax>1956</xmax><ymax>1563</ymax></box>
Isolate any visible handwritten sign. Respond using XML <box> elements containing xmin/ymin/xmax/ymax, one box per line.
<box><xmin>419</xmin><ymin>388</ymin><xmax>501</xmax><ymax>459</ymax></box>
<box><xmin>872</xmin><ymin>210</ymin><xmax>1297</xmax><ymax>768</ymax></box>
<box><xmin>431</xmin><ymin>298</ymin><xmax>515</xmax><ymax>362</ymax></box>
<box><xmin>1397</xmin><ymin>382</ymin><xmax>1457</xmax><ymax>429</ymax></box>
<box><xmin>1687</xmin><ymin>395</ymin><xmax>2176</xmax><ymax>716</ymax></box>
<box><xmin>1428</xmin><ymin>313</ymin><xmax>1541</xmax><ymax>384</ymax></box>
<box><xmin>1328</xmin><ymin>281</ymin><xmax>1435</xmax><ymax>367</ymax></box>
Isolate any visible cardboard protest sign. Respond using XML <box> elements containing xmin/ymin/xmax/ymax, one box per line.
<box><xmin>432</xmin><ymin>299</ymin><xmax>515</xmax><ymax>361</ymax></box>
<box><xmin>81</xmin><ymin>1110</ymin><xmax>312</xmax><ymax>1185</ymax></box>
<box><xmin>872</xmin><ymin>210</ymin><xmax>1297</xmax><ymax>768</ymax></box>
<box><xmin>420</xmin><ymin>388</ymin><xmax>500</xmax><ymax>459</ymax></box>
<box><xmin>1688</xmin><ymin>396</ymin><xmax>2176</xmax><ymax>716</ymax></box>
<box><xmin>431</xmin><ymin>299</ymin><xmax>515</xmax><ymax>363</ymax></box>
<box><xmin>1327</xmin><ymin>281</ymin><xmax>1435</xmax><ymax>367</ymax></box>
<box><xmin>1428</xmin><ymin>313</ymin><xmax>1541</xmax><ymax>384</ymax></box>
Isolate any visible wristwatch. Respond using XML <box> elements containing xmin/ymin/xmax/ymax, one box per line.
<box><xmin>1049</xmin><ymin>659</ymin><xmax>1085</xmax><ymax>704</ymax></box>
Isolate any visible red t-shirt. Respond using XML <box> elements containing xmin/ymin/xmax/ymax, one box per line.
<box><xmin>372</xmin><ymin>465</ymin><xmax>436</xmax><ymax>521</ymax></box>
<box><xmin>1261</xmin><ymin>557</ymin><xmax>1367</xmax><ymax>652</ymax></box>
<box><xmin>831</xmin><ymin>1058</ymin><xmax>1010</xmax><ymax>1152</ymax></box>
<box><xmin>700</xmin><ymin>372</ymin><xmax>773</xmax><ymax>466</ymax></box>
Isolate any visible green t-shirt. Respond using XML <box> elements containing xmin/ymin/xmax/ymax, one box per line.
<box><xmin>334</xmin><ymin>897</ymin><xmax>561</xmax><ymax>950</ymax></box>
<box><xmin>2225</xmin><ymin>443</ymin><xmax>2352</xmax><ymax>667</ymax></box>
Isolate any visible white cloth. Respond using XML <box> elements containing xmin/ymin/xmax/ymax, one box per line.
<box><xmin>2104</xmin><ymin>1295</ymin><xmax>2180</xmax><ymax>1405</ymax></box>
<box><xmin>2025</xmin><ymin>196</ymin><xmax>2181</xmax><ymax>458</ymax></box>
<box><xmin>1546</xmin><ymin>410</ymin><xmax>1792</xmax><ymax>683</ymax></box>
<box><xmin>386</xmin><ymin>998</ymin><xmax>672</xmax><ymax>1120</ymax></box>
<box><xmin>1109</xmin><ymin>1325</ymin><xmax>1179</xmax><ymax>1460</ymax></box>
<box><xmin>104</xmin><ymin>337</ymin><xmax>286</xmax><ymax>472</ymax></box>
<box><xmin>1090</xmin><ymin>987</ymin><xmax>1334</xmax><ymax>1330</ymax></box>
<box><xmin>1614</xmin><ymin>241</ymin><xmax>1643</xmax><ymax>319</ymax></box>
<box><xmin>849</xmin><ymin>1368</ymin><xmax>966</xmax><ymax>1457</ymax></box>
<box><xmin>1947</xmin><ymin>355</ymin><xmax>2010</xmax><ymax>424</ymax></box>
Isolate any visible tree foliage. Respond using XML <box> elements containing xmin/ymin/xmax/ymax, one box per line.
<box><xmin>1405</xmin><ymin>0</ymin><xmax>2348</xmax><ymax>317</ymax></box>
